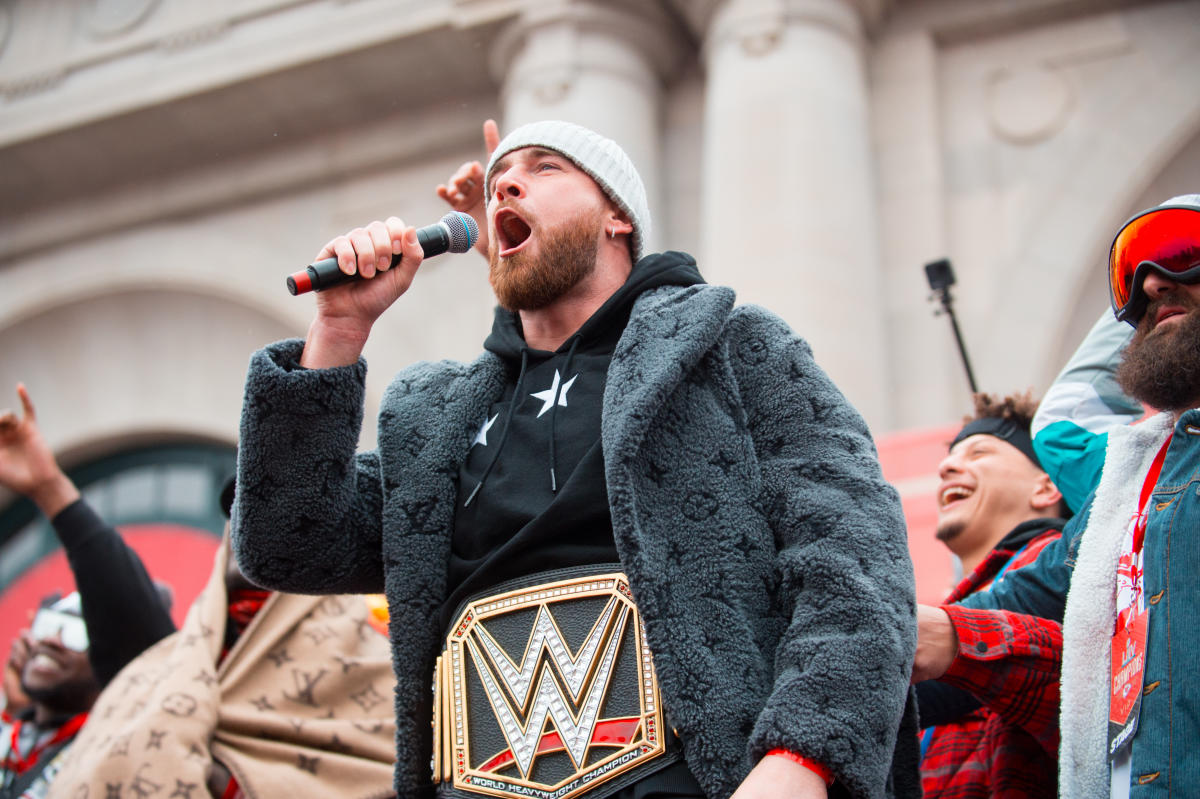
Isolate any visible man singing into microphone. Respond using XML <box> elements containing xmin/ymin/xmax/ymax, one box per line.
<box><xmin>231</xmin><ymin>120</ymin><xmax>919</xmax><ymax>799</ymax></box>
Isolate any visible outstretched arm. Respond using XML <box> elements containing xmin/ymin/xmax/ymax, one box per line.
<box><xmin>913</xmin><ymin>603</ymin><xmax>1061</xmax><ymax>753</ymax></box>
<box><xmin>0</xmin><ymin>384</ymin><xmax>79</xmax><ymax>518</ymax></box>
<box><xmin>939</xmin><ymin>606</ymin><xmax>1062</xmax><ymax>753</ymax></box>
<box><xmin>0</xmin><ymin>384</ymin><xmax>175</xmax><ymax>686</ymax></box>
<box><xmin>1032</xmin><ymin>309</ymin><xmax>1140</xmax><ymax>511</ymax></box>
<box><xmin>956</xmin><ymin>509</ymin><xmax>1084</xmax><ymax>620</ymax></box>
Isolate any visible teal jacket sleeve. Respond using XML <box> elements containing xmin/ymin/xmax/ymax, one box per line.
<box><xmin>1031</xmin><ymin>310</ymin><xmax>1141</xmax><ymax>512</ymax></box>
<box><xmin>958</xmin><ymin>498</ymin><xmax>1091</xmax><ymax>621</ymax></box>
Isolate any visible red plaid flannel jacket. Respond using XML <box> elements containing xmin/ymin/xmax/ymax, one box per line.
<box><xmin>920</xmin><ymin>528</ymin><xmax>1062</xmax><ymax>798</ymax></box>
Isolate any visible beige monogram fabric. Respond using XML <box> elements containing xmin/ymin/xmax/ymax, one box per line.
<box><xmin>47</xmin><ymin>541</ymin><xmax>397</xmax><ymax>799</ymax></box>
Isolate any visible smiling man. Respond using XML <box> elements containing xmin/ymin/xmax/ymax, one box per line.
<box><xmin>1</xmin><ymin>592</ymin><xmax>98</xmax><ymax>799</ymax></box>
<box><xmin>914</xmin><ymin>194</ymin><xmax>1200</xmax><ymax>798</ymax></box>
<box><xmin>935</xmin><ymin>394</ymin><xmax>1066</xmax><ymax>579</ymax></box>
<box><xmin>916</xmin><ymin>393</ymin><xmax>1067</xmax><ymax>797</ymax></box>
<box><xmin>232</xmin><ymin>120</ymin><xmax>919</xmax><ymax>799</ymax></box>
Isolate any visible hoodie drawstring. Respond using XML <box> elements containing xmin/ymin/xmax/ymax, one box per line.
<box><xmin>464</xmin><ymin>349</ymin><xmax>529</xmax><ymax>508</ymax></box>
<box><xmin>548</xmin><ymin>336</ymin><xmax>580</xmax><ymax>494</ymax></box>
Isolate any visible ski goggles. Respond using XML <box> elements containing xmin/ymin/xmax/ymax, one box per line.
<box><xmin>1108</xmin><ymin>205</ymin><xmax>1200</xmax><ymax>325</ymax></box>
<box><xmin>31</xmin><ymin>607</ymin><xmax>89</xmax><ymax>652</ymax></box>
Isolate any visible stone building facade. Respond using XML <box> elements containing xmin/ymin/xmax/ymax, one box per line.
<box><xmin>1</xmin><ymin>0</ymin><xmax>1198</xmax><ymax>606</ymax></box>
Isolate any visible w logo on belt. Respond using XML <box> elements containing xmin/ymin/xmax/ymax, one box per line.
<box><xmin>434</xmin><ymin>573</ymin><xmax>670</xmax><ymax>799</ymax></box>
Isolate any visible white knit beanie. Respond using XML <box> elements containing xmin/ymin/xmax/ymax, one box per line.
<box><xmin>485</xmin><ymin>120</ymin><xmax>651</xmax><ymax>261</ymax></box>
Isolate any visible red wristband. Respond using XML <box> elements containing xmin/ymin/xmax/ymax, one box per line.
<box><xmin>765</xmin><ymin>749</ymin><xmax>834</xmax><ymax>786</ymax></box>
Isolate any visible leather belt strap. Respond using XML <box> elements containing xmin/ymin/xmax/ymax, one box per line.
<box><xmin>433</xmin><ymin>570</ymin><xmax>672</xmax><ymax>799</ymax></box>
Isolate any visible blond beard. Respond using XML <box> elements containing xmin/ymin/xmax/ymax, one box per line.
<box><xmin>489</xmin><ymin>208</ymin><xmax>603</xmax><ymax>311</ymax></box>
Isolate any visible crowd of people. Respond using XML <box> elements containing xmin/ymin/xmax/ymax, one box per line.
<box><xmin>0</xmin><ymin>385</ymin><xmax>397</xmax><ymax>799</ymax></box>
<box><xmin>1</xmin><ymin>115</ymin><xmax>1197</xmax><ymax>799</ymax></box>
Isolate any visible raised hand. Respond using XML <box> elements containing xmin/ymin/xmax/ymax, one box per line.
<box><xmin>436</xmin><ymin>160</ymin><xmax>484</xmax><ymax>213</ymax></box>
<box><xmin>0</xmin><ymin>384</ymin><xmax>79</xmax><ymax>517</ymax></box>
<box><xmin>435</xmin><ymin>119</ymin><xmax>500</xmax><ymax>255</ymax></box>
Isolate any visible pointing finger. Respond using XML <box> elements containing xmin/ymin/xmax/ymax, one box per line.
<box><xmin>16</xmin><ymin>384</ymin><xmax>34</xmax><ymax>422</ymax></box>
<box><xmin>483</xmin><ymin>119</ymin><xmax>500</xmax><ymax>155</ymax></box>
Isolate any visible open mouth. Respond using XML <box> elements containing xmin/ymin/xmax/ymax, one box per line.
<box><xmin>939</xmin><ymin>485</ymin><xmax>974</xmax><ymax>509</ymax></box>
<box><xmin>27</xmin><ymin>651</ymin><xmax>65</xmax><ymax>674</ymax></box>
<box><xmin>494</xmin><ymin>208</ymin><xmax>532</xmax><ymax>257</ymax></box>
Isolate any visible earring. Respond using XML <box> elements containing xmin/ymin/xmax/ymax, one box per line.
<box><xmin>608</xmin><ymin>227</ymin><xmax>616</xmax><ymax>239</ymax></box>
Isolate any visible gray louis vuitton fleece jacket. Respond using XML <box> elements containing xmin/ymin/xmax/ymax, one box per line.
<box><xmin>232</xmin><ymin>281</ymin><xmax>920</xmax><ymax>799</ymax></box>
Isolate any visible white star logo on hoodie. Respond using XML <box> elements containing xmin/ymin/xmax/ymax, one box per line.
<box><xmin>472</xmin><ymin>414</ymin><xmax>499</xmax><ymax>447</ymax></box>
<box><xmin>530</xmin><ymin>370</ymin><xmax>578</xmax><ymax>418</ymax></box>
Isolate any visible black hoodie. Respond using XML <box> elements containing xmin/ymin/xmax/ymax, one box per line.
<box><xmin>441</xmin><ymin>252</ymin><xmax>705</xmax><ymax>629</ymax></box>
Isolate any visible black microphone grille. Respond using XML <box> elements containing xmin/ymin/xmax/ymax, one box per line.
<box><xmin>442</xmin><ymin>212</ymin><xmax>479</xmax><ymax>254</ymax></box>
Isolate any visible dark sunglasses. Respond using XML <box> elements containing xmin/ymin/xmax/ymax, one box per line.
<box><xmin>30</xmin><ymin>607</ymin><xmax>89</xmax><ymax>652</ymax></box>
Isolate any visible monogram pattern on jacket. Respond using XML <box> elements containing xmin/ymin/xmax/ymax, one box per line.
<box><xmin>234</xmin><ymin>282</ymin><xmax>919</xmax><ymax>799</ymax></box>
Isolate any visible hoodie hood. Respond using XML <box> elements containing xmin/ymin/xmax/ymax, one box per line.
<box><xmin>483</xmin><ymin>251</ymin><xmax>705</xmax><ymax>361</ymax></box>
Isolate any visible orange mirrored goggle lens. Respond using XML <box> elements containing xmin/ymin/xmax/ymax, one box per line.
<box><xmin>1108</xmin><ymin>207</ymin><xmax>1200</xmax><ymax>318</ymax></box>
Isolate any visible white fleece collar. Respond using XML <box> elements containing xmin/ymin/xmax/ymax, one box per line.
<box><xmin>1059</xmin><ymin>412</ymin><xmax>1174</xmax><ymax>797</ymax></box>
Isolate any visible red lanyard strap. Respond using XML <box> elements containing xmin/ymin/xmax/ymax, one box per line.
<box><xmin>5</xmin><ymin>711</ymin><xmax>88</xmax><ymax>775</ymax></box>
<box><xmin>1133</xmin><ymin>434</ymin><xmax>1173</xmax><ymax>553</ymax></box>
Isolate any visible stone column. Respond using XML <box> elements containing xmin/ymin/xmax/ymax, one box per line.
<box><xmin>490</xmin><ymin>0</ymin><xmax>685</xmax><ymax>253</ymax></box>
<box><xmin>702</xmin><ymin>0</ymin><xmax>891</xmax><ymax>430</ymax></box>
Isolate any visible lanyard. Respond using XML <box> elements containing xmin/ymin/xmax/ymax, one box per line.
<box><xmin>1132</xmin><ymin>435</ymin><xmax>1172</xmax><ymax>555</ymax></box>
<box><xmin>1113</xmin><ymin>433</ymin><xmax>1170</xmax><ymax>639</ymax></box>
<box><xmin>989</xmin><ymin>539</ymin><xmax>1034</xmax><ymax>588</ymax></box>
<box><xmin>1107</xmin><ymin>433</ymin><xmax>1172</xmax><ymax>761</ymax></box>
<box><xmin>919</xmin><ymin>727</ymin><xmax>936</xmax><ymax>760</ymax></box>
<box><xmin>4</xmin><ymin>712</ymin><xmax>88</xmax><ymax>775</ymax></box>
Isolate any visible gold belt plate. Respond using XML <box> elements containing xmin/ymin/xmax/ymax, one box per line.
<box><xmin>434</xmin><ymin>572</ymin><xmax>668</xmax><ymax>799</ymax></box>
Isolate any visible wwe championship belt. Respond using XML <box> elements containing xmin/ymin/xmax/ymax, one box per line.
<box><xmin>433</xmin><ymin>570</ymin><xmax>676</xmax><ymax>799</ymax></box>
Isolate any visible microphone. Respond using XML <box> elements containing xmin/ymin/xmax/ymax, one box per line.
<box><xmin>287</xmin><ymin>211</ymin><xmax>479</xmax><ymax>295</ymax></box>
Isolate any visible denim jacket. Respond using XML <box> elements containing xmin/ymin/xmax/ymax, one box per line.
<box><xmin>963</xmin><ymin>409</ymin><xmax>1200</xmax><ymax>797</ymax></box>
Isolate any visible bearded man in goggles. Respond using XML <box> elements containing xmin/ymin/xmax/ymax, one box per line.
<box><xmin>913</xmin><ymin>194</ymin><xmax>1200</xmax><ymax>797</ymax></box>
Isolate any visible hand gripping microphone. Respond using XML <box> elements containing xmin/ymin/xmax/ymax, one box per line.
<box><xmin>286</xmin><ymin>211</ymin><xmax>479</xmax><ymax>295</ymax></box>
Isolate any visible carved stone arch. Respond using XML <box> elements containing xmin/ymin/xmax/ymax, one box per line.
<box><xmin>979</xmin><ymin>46</ymin><xmax>1200</xmax><ymax>390</ymax></box>
<box><xmin>1045</xmin><ymin>126</ymin><xmax>1200</xmax><ymax>376</ymax></box>
<box><xmin>0</xmin><ymin>286</ymin><xmax>298</xmax><ymax>453</ymax></box>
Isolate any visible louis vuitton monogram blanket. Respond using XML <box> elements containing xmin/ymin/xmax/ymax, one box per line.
<box><xmin>47</xmin><ymin>541</ymin><xmax>397</xmax><ymax>799</ymax></box>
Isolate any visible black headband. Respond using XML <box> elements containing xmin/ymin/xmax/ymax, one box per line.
<box><xmin>950</xmin><ymin>417</ymin><xmax>1040</xmax><ymax>468</ymax></box>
